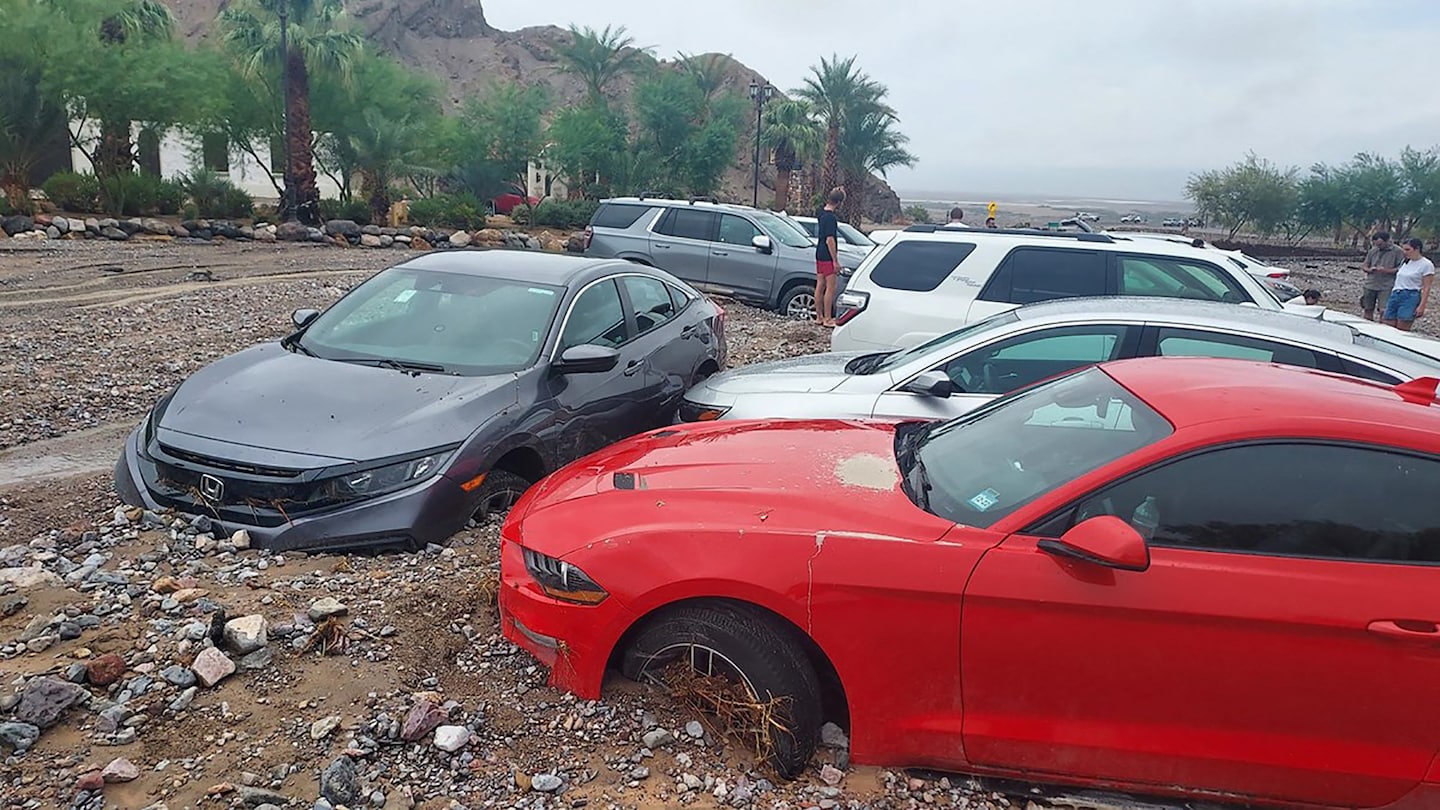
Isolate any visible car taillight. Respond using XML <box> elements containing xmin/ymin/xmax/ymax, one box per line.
<box><xmin>1267</xmin><ymin>271</ymin><xmax>1287</xmax><ymax>279</ymax></box>
<box><xmin>835</xmin><ymin>291</ymin><xmax>869</xmax><ymax>325</ymax></box>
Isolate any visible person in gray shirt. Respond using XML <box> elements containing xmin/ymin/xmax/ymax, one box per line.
<box><xmin>1361</xmin><ymin>231</ymin><xmax>1406</xmax><ymax>320</ymax></box>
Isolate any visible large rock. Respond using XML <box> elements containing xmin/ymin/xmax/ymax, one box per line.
<box><xmin>0</xmin><ymin>722</ymin><xmax>41</xmax><ymax>752</ymax></box>
<box><xmin>191</xmin><ymin>646</ymin><xmax>236</xmax><ymax>687</ymax></box>
<box><xmin>448</xmin><ymin>230</ymin><xmax>472</xmax><ymax>248</ymax></box>
<box><xmin>1</xmin><ymin>215</ymin><xmax>33</xmax><ymax>236</ymax></box>
<box><xmin>324</xmin><ymin>219</ymin><xmax>361</xmax><ymax>238</ymax></box>
<box><xmin>117</xmin><ymin>218</ymin><xmax>145</xmax><ymax>235</ymax></box>
<box><xmin>399</xmin><ymin>698</ymin><xmax>445</xmax><ymax>742</ymax></box>
<box><xmin>320</xmin><ymin>755</ymin><xmax>361</xmax><ymax>807</ymax></box>
<box><xmin>101</xmin><ymin>757</ymin><xmax>140</xmax><ymax>783</ymax></box>
<box><xmin>308</xmin><ymin>597</ymin><xmax>347</xmax><ymax>621</ymax></box>
<box><xmin>13</xmin><ymin>677</ymin><xmax>87</xmax><ymax>729</ymax></box>
<box><xmin>100</xmin><ymin>226</ymin><xmax>130</xmax><ymax>241</ymax></box>
<box><xmin>223</xmin><ymin>614</ymin><xmax>268</xmax><ymax>655</ymax></box>
<box><xmin>433</xmin><ymin>725</ymin><xmax>470</xmax><ymax>752</ymax></box>
<box><xmin>0</xmin><ymin>567</ymin><xmax>62</xmax><ymax>589</ymax></box>
<box><xmin>360</xmin><ymin>233</ymin><xmax>383</xmax><ymax>248</ymax></box>
<box><xmin>275</xmin><ymin>221</ymin><xmax>310</xmax><ymax>242</ymax></box>
<box><xmin>51</xmin><ymin>216</ymin><xmax>69</xmax><ymax>233</ymax></box>
<box><xmin>86</xmin><ymin>653</ymin><xmax>127</xmax><ymax>687</ymax></box>
<box><xmin>141</xmin><ymin>218</ymin><xmax>172</xmax><ymax>235</ymax></box>
<box><xmin>472</xmin><ymin>228</ymin><xmax>503</xmax><ymax>244</ymax></box>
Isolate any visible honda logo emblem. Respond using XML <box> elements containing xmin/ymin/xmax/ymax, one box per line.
<box><xmin>199</xmin><ymin>474</ymin><xmax>225</xmax><ymax>501</ymax></box>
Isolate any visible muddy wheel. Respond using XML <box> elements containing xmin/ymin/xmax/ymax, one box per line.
<box><xmin>471</xmin><ymin>469</ymin><xmax>531</xmax><ymax>523</ymax></box>
<box><xmin>621</xmin><ymin>601</ymin><xmax>822</xmax><ymax>778</ymax></box>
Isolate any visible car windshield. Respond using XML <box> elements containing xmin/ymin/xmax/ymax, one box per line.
<box><xmin>753</xmin><ymin>210</ymin><xmax>816</xmax><ymax>248</ymax></box>
<box><xmin>861</xmin><ymin>311</ymin><xmax>1022</xmax><ymax>375</ymax></box>
<box><xmin>897</xmin><ymin>367</ymin><xmax>1173</xmax><ymax>528</ymax></box>
<box><xmin>296</xmin><ymin>266</ymin><xmax>564</xmax><ymax>375</ymax></box>
<box><xmin>838</xmin><ymin>222</ymin><xmax>874</xmax><ymax>247</ymax></box>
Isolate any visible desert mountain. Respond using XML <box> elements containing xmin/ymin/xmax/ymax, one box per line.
<box><xmin>161</xmin><ymin>0</ymin><xmax>902</xmax><ymax>220</ymax></box>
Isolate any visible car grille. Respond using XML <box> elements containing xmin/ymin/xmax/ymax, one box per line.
<box><xmin>142</xmin><ymin>446</ymin><xmax>346</xmax><ymax>528</ymax></box>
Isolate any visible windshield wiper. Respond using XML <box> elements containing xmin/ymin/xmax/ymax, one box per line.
<box><xmin>282</xmin><ymin>336</ymin><xmax>317</xmax><ymax>357</ymax></box>
<box><xmin>844</xmin><ymin>351</ymin><xmax>895</xmax><ymax>375</ymax></box>
<box><xmin>374</xmin><ymin>358</ymin><xmax>447</xmax><ymax>374</ymax></box>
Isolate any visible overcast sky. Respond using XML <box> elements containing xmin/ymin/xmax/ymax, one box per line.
<box><xmin>488</xmin><ymin>0</ymin><xmax>1440</xmax><ymax>202</ymax></box>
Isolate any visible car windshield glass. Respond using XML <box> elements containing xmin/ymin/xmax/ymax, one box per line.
<box><xmin>901</xmin><ymin>367</ymin><xmax>1173</xmax><ymax>527</ymax></box>
<box><xmin>838</xmin><ymin>222</ymin><xmax>874</xmax><ymax>247</ymax></box>
<box><xmin>871</xmin><ymin>311</ymin><xmax>1022</xmax><ymax>374</ymax></box>
<box><xmin>752</xmin><ymin>210</ymin><xmax>814</xmax><ymax>248</ymax></box>
<box><xmin>297</xmin><ymin>266</ymin><xmax>563</xmax><ymax>375</ymax></box>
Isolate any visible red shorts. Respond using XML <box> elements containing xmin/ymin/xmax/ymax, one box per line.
<box><xmin>815</xmin><ymin>261</ymin><xmax>837</xmax><ymax>277</ymax></box>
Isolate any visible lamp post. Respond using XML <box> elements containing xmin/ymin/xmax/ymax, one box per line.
<box><xmin>278</xmin><ymin>0</ymin><xmax>296</xmax><ymax>222</ymax></box>
<box><xmin>748</xmin><ymin>79</ymin><xmax>774</xmax><ymax>208</ymax></box>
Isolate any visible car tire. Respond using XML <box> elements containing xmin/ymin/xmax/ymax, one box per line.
<box><xmin>778</xmin><ymin>283</ymin><xmax>816</xmax><ymax>321</ymax></box>
<box><xmin>620</xmin><ymin>601</ymin><xmax>823</xmax><ymax>779</ymax></box>
<box><xmin>471</xmin><ymin>469</ymin><xmax>531</xmax><ymax>523</ymax></box>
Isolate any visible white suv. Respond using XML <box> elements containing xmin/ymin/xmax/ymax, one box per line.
<box><xmin>831</xmin><ymin>225</ymin><xmax>1285</xmax><ymax>351</ymax></box>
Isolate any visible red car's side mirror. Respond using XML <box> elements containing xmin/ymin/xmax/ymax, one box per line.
<box><xmin>1038</xmin><ymin>515</ymin><xmax>1150</xmax><ymax>572</ymax></box>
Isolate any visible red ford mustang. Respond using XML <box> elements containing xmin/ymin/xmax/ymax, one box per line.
<box><xmin>498</xmin><ymin>357</ymin><xmax>1440</xmax><ymax>810</ymax></box>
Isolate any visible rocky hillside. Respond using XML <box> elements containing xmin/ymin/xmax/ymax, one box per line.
<box><xmin>161</xmin><ymin>0</ymin><xmax>902</xmax><ymax>221</ymax></box>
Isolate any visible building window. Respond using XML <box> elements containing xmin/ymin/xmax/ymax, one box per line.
<box><xmin>202</xmin><ymin>133</ymin><xmax>229</xmax><ymax>174</ymax></box>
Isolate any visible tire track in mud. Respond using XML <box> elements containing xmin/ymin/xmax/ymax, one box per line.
<box><xmin>0</xmin><ymin>267</ymin><xmax>366</xmax><ymax>311</ymax></box>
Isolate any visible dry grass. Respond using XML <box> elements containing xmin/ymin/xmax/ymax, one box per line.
<box><xmin>662</xmin><ymin>660</ymin><xmax>792</xmax><ymax>768</ymax></box>
<box><xmin>303</xmin><ymin>616</ymin><xmax>351</xmax><ymax>656</ymax></box>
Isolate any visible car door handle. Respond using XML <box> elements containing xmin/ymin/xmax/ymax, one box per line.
<box><xmin>711</xmin><ymin>250</ymin><xmax>729</xmax><ymax>256</ymax></box>
<box><xmin>681</xmin><ymin>324</ymin><xmax>699</xmax><ymax>338</ymax></box>
<box><xmin>1367</xmin><ymin>620</ymin><xmax>1440</xmax><ymax>642</ymax></box>
<box><xmin>623</xmin><ymin>359</ymin><xmax>645</xmax><ymax>376</ymax></box>
<box><xmin>654</xmin><ymin>244</ymin><xmax>671</xmax><ymax>249</ymax></box>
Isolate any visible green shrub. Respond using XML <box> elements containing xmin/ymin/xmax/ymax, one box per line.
<box><xmin>0</xmin><ymin>196</ymin><xmax>14</xmax><ymax>216</ymax></box>
<box><xmin>902</xmin><ymin>204</ymin><xmax>931</xmax><ymax>224</ymax></box>
<box><xmin>519</xmin><ymin>199</ymin><xmax>598</xmax><ymax>229</ymax></box>
<box><xmin>43</xmin><ymin>172</ymin><xmax>102</xmax><ymax>213</ymax></box>
<box><xmin>178</xmin><ymin>169</ymin><xmax>253</xmax><ymax>219</ymax></box>
<box><xmin>93</xmin><ymin>173</ymin><xmax>187</xmax><ymax>216</ymax></box>
<box><xmin>319</xmin><ymin>198</ymin><xmax>373</xmax><ymax>223</ymax></box>
<box><xmin>408</xmin><ymin>193</ymin><xmax>487</xmax><ymax>230</ymax></box>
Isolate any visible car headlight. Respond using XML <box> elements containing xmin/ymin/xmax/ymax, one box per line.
<box><xmin>323</xmin><ymin>450</ymin><xmax>452</xmax><ymax>499</ymax></box>
<box><xmin>522</xmin><ymin>547</ymin><xmax>608</xmax><ymax>605</ymax></box>
<box><xmin>677</xmin><ymin>400</ymin><xmax>731</xmax><ymax>422</ymax></box>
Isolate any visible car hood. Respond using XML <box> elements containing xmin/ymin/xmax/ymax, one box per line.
<box><xmin>687</xmin><ymin>352</ymin><xmax>872</xmax><ymax>400</ymax></box>
<box><xmin>514</xmin><ymin>418</ymin><xmax>953</xmax><ymax>558</ymax></box>
<box><xmin>155</xmin><ymin>343</ymin><xmax>517</xmax><ymax>466</ymax></box>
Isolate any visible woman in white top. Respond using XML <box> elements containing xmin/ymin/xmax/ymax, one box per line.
<box><xmin>1383</xmin><ymin>238</ymin><xmax>1435</xmax><ymax>331</ymax></box>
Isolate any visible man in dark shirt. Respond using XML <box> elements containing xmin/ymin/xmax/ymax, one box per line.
<box><xmin>814</xmin><ymin>187</ymin><xmax>844</xmax><ymax>327</ymax></box>
<box><xmin>1362</xmin><ymin>231</ymin><xmax>1406</xmax><ymax>321</ymax></box>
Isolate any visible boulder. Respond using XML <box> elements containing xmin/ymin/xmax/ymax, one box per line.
<box><xmin>117</xmin><ymin>218</ymin><xmax>145</xmax><ymax>236</ymax></box>
<box><xmin>0</xmin><ymin>722</ymin><xmax>41</xmax><ymax>753</ymax></box>
<box><xmin>448</xmin><ymin>230</ymin><xmax>472</xmax><ymax>248</ymax></box>
<box><xmin>275</xmin><ymin>221</ymin><xmax>310</xmax><ymax>242</ymax></box>
<box><xmin>1</xmin><ymin>215</ymin><xmax>33</xmax><ymax>235</ymax></box>
<box><xmin>100</xmin><ymin>227</ymin><xmax>129</xmax><ymax>241</ymax></box>
<box><xmin>254</xmin><ymin>228</ymin><xmax>276</xmax><ymax>243</ymax></box>
<box><xmin>320</xmin><ymin>756</ymin><xmax>361</xmax><ymax>807</ymax></box>
<box><xmin>473</xmin><ymin>228</ymin><xmax>504</xmax><ymax>244</ymax></box>
<box><xmin>361</xmin><ymin>224</ymin><xmax>382</xmax><ymax>236</ymax></box>
<box><xmin>141</xmin><ymin>218</ymin><xmax>172</xmax><ymax>235</ymax></box>
<box><xmin>101</xmin><ymin>757</ymin><xmax>140</xmax><ymax>783</ymax></box>
<box><xmin>412</xmin><ymin>237</ymin><xmax>432</xmax><ymax>251</ymax></box>
<box><xmin>86</xmin><ymin>653</ymin><xmax>127</xmax><ymax>687</ymax></box>
<box><xmin>324</xmin><ymin>219</ymin><xmax>361</xmax><ymax>238</ymax></box>
<box><xmin>0</xmin><ymin>566</ymin><xmax>62</xmax><ymax>589</ymax></box>
<box><xmin>399</xmin><ymin>698</ymin><xmax>445</xmax><ymax>742</ymax></box>
<box><xmin>191</xmin><ymin>646</ymin><xmax>236</xmax><ymax>687</ymax></box>
<box><xmin>85</xmin><ymin>217</ymin><xmax>100</xmax><ymax>233</ymax></box>
<box><xmin>13</xmin><ymin>677</ymin><xmax>87</xmax><ymax>729</ymax></box>
<box><xmin>51</xmin><ymin>216</ymin><xmax>69</xmax><ymax>233</ymax></box>
<box><xmin>222</xmin><ymin>614</ymin><xmax>268</xmax><ymax>655</ymax></box>
<box><xmin>359</xmin><ymin>233</ymin><xmax>382</xmax><ymax>248</ymax></box>
<box><xmin>378</xmin><ymin>234</ymin><xmax>394</xmax><ymax>248</ymax></box>
<box><xmin>308</xmin><ymin>597</ymin><xmax>347</xmax><ymax>621</ymax></box>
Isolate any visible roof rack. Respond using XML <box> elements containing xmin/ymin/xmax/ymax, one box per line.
<box><xmin>688</xmin><ymin>196</ymin><xmax>720</xmax><ymax>205</ymax></box>
<box><xmin>902</xmin><ymin>224</ymin><xmax>1116</xmax><ymax>243</ymax></box>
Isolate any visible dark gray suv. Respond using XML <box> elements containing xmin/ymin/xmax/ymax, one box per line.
<box><xmin>581</xmin><ymin>197</ymin><xmax>850</xmax><ymax>319</ymax></box>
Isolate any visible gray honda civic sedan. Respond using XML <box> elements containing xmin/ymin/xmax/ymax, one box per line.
<box><xmin>115</xmin><ymin>250</ymin><xmax>727</xmax><ymax>552</ymax></box>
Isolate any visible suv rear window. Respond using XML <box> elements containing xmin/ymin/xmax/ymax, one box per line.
<box><xmin>870</xmin><ymin>241</ymin><xmax>977</xmax><ymax>292</ymax></box>
<box><xmin>591</xmin><ymin>204</ymin><xmax>651</xmax><ymax>229</ymax></box>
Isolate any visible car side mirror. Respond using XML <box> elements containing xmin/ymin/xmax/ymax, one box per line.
<box><xmin>1038</xmin><ymin>515</ymin><xmax>1150</xmax><ymax>572</ymax></box>
<box><xmin>900</xmin><ymin>370</ymin><xmax>956</xmax><ymax>398</ymax></box>
<box><xmin>552</xmin><ymin>344</ymin><xmax>620</xmax><ymax>375</ymax></box>
<box><xmin>292</xmin><ymin>308</ymin><xmax>320</xmax><ymax>329</ymax></box>
<box><xmin>751</xmin><ymin>234</ymin><xmax>773</xmax><ymax>254</ymax></box>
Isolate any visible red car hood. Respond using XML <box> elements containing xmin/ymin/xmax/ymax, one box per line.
<box><xmin>511</xmin><ymin>419</ymin><xmax>953</xmax><ymax>558</ymax></box>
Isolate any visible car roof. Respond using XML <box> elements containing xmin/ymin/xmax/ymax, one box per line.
<box><xmin>1014</xmin><ymin>296</ymin><xmax>1346</xmax><ymax>340</ymax></box>
<box><xmin>394</xmin><ymin>249</ymin><xmax>629</xmax><ymax>286</ymax></box>
<box><xmin>599</xmin><ymin>196</ymin><xmax>767</xmax><ymax>215</ymax></box>
<box><xmin>1102</xmin><ymin>356</ymin><xmax>1440</xmax><ymax>444</ymax></box>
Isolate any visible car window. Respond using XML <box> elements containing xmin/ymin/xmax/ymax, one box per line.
<box><xmin>906</xmin><ymin>367</ymin><xmax>1173</xmax><ymax>528</ymax></box>
<box><xmin>989</xmin><ymin>247</ymin><xmax>1107</xmax><ymax>304</ymax></box>
<box><xmin>870</xmin><ymin>241</ymin><xmax>978</xmax><ymax>292</ymax></box>
<box><xmin>797</xmin><ymin>220</ymin><xmax>820</xmax><ymax>238</ymax></box>
<box><xmin>717</xmin><ymin>214</ymin><xmax>762</xmax><ymax>246</ymax></box>
<box><xmin>1154</xmin><ymin>327</ymin><xmax>1320</xmax><ymax>368</ymax></box>
<box><xmin>1118</xmin><ymin>256</ymin><xmax>1247</xmax><ymax>303</ymax></box>
<box><xmin>750</xmin><ymin>210</ymin><xmax>813</xmax><ymax>248</ymax></box>
<box><xmin>560</xmin><ymin>279</ymin><xmax>628</xmax><ymax>350</ymax></box>
<box><xmin>940</xmin><ymin>326</ymin><xmax>1128</xmax><ymax>395</ymax></box>
<box><xmin>1064</xmin><ymin>443</ymin><xmax>1440</xmax><ymax>564</ymax></box>
<box><xmin>591</xmin><ymin>203</ymin><xmax>651</xmax><ymax>229</ymax></box>
<box><xmin>838</xmin><ymin>222</ymin><xmax>874</xmax><ymax>247</ymax></box>
<box><xmin>622</xmin><ymin>276</ymin><xmax>677</xmax><ymax>336</ymax></box>
<box><xmin>1338</xmin><ymin>358</ymin><xmax>1404</xmax><ymax>385</ymax></box>
<box><xmin>655</xmin><ymin>209</ymin><xmax>716</xmax><ymax>241</ymax></box>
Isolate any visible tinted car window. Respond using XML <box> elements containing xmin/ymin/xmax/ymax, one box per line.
<box><xmin>942</xmin><ymin>325</ymin><xmax>1128</xmax><ymax>395</ymax></box>
<box><xmin>560</xmin><ymin>279</ymin><xmax>628</xmax><ymax>350</ymax></box>
<box><xmin>655</xmin><ymin>209</ymin><xmax>716</xmax><ymax>241</ymax></box>
<box><xmin>717</xmin><ymin>214</ymin><xmax>762</xmax><ymax>246</ymax></box>
<box><xmin>622</xmin><ymin>276</ymin><xmax>677</xmax><ymax>336</ymax></box>
<box><xmin>1065</xmin><ymin>443</ymin><xmax>1440</xmax><ymax>564</ymax></box>
<box><xmin>1154</xmin><ymin>327</ymin><xmax>1320</xmax><ymax>368</ymax></box>
<box><xmin>591</xmin><ymin>203</ymin><xmax>651</xmax><ymax>229</ymax></box>
<box><xmin>870</xmin><ymin>241</ymin><xmax>978</xmax><ymax>292</ymax></box>
<box><xmin>1118</xmin><ymin>256</ymin><xmax>1247</xmax><ymax>303</ymax></box>
<box><xmin>990</xmin><ymin>248</ymin><xmax>1107</xmax><ymax>304</ymax></box>
<box><xmin>1339</xmin><ymin>358</ymin><xmax>1403</xmax><ymax>385</ymax></box>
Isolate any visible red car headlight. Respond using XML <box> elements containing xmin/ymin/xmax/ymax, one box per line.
<box><xmin>522</xmin><ymin>548</ymin><xmax>609</xmax><ymax>605</ymax></box>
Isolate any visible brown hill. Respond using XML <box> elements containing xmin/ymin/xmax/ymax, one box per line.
<box><xmin>162</xmin><ymin>0</ymin><xmax>901</xmax><ymax>221</ymax></box>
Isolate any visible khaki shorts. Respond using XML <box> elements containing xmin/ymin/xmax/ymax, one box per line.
<box><xmin>1361</xmin><ymin>287</ymin><xmax>1391</xmax><ymax>313</ymax></box>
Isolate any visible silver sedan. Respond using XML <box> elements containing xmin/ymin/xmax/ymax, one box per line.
<box><xmin>679</xmin><ymin>296</ymin><xmax>1440</xmax><ymax>423</ymax></box>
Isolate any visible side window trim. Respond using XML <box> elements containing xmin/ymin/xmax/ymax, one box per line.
<box><xmin>551</xmin><ymin>275</ymin><xmax>632</xmax><ymax>359</ymax></box>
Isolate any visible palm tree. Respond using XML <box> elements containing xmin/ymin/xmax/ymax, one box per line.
<box><xmin>795</xmin><ymin>55</ymin><xmax>891</xmax><ymax>203</ymax></box>
<box><xmin>346</xmin><ymin>108</ymin><xmax>431</xmax><ymax>226</ymax></box>
<box><xmin>0</xmin><ymin>61</ymin><xmax>68</xmax><ymax>212</ymax></box>
<box><xmin>95</xmin><ymin>0</ymin><xmax>174</xmax><ymax>178</ymax></box>
<box><xmin>761</xmin><ymin>99</ymin><xmax>822</xmax><ymax>212</ymax></box>
<box><xmin>677</xmin><ymin>52</ymin><xmax>731</xmax><ymax>101</ymax></box>
<box><xmin>554</xmin><ymin>24</ymin><xmax>653</xmax><ymax>106</ymax></box>
<box><xmin>221</xmin><ymin>0</ymin><xmax>364</xmax><ymax>225</ymax></box>
<box><xmin>839</xmin><ymin>110</ymin><xmax>915</xmax><ymax>224</ymax></box>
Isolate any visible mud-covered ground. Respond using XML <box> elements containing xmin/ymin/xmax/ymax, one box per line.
<box><xmin>0</xmin><ymin>237</ymin><xmax>1408</xmax><ymax>810</ymax></box>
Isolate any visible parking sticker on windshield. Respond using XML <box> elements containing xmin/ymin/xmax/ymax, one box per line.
<box><xmin>528</xmin><ymin>287</ymin><xmax>555</xmax><ymax>296</ymax></box>
<box><xmin>967</xmin><ymin>488</ymin><xmax>1000</xmax><ymax>511</ymax></box>
<box><xmin>394</xmin><ymin>289</ymin><xmax>417</xmax><ymax>303</ymax></box>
